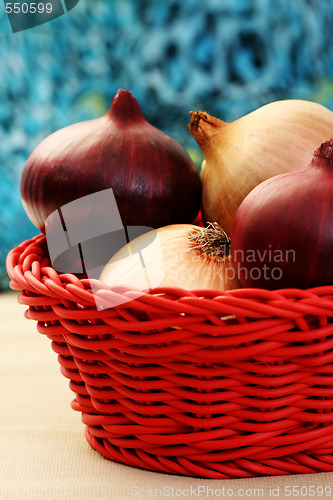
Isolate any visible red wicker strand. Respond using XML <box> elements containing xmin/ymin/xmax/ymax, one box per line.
<box><xmin>6</xmin><ymin>234</ymin><xmax>333</xmax><ymax>479</ymax></box>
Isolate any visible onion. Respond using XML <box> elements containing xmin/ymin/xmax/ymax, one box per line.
<box><xmin>99</xmin><ymin>223</ymin><xmax>240</xmax><ymax>292</ymax></box>
<box><xmin>231</xmin><ymin>139</ymin><xmax>333</xmax><ymax>289</ymax></box>
<box><xmin>189</xmin><ymin>99</ymin><xmax>333</xmax><ymax>235</ymax></box>
<box><xmin>21</xmin><ymin>89</ymin><xmax>201</xmax><ymax>233</ymax></box>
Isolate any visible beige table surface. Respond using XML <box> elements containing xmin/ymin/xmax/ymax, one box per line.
<box><xmin>1</xmin><ymin>289</ymin><xmax>333</xmax><ymax>500</ymax></box>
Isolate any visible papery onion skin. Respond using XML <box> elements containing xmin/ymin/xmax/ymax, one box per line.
<box><xmin>231</xmin><ymin>139</ymin><xmax>333</xmax><ymax>290</ymax></box>
<box><xmin>189</xmin><ymin>99</ymin><xmax>333</xmax><ymax>235</ymax></box>
<box><xmin>99</xmin><ymin>224</ymin><xmax>240</xmax><ymax>292</ymax></box>
<box><xmin>21</xmin><ymin>89</ymin><xmax>202</xmax><ymax>232</ymax></box>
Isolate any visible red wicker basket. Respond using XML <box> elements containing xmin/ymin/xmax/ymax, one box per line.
<box><xmin>6</xmin><ymin>233</ymin><xmax>333</xmax><ymax>479</ymax></box>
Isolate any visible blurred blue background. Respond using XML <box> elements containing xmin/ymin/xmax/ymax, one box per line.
<box><xmin>2</xmin><ymin>0</ymin><xmax>333</xmax><ymax>289</ymax></box>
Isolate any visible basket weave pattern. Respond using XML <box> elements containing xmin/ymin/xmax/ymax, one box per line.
<box><xmin>6</xmin><ymin>234</ymin><xmax>333</xmax><ymax>479</ymax></box>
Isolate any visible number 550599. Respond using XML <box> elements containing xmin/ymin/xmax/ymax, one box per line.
<box><xmin>5</xmin><ymin>3</ymin><xmax>53</xmax><ymax>14</ymax></box>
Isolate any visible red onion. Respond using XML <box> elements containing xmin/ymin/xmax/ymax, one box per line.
<box><xmin>231</xmin><ymin>139</ymin><xmax>333</xmax><ymax>289</ymax></box>
<box><xmin>20</xmin><ymin>89</ymin><xmax>201</xmax><ymax>232</ymax></box>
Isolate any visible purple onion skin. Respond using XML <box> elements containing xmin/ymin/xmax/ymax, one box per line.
<box><xmin>21</xmin><ymin>89</ymin><xmax>202</xmax><ymax>232</ymax></box>
<box><xmin>231</xmin><ymin>139</ymin><xmax>333</xmax><ymax>289</ymax></box>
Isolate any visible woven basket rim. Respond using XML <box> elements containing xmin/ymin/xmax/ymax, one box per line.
<box><xmin>6</xmin><ymin>232</ymin><xmax>333</xmax><ymax>304</ymax></box>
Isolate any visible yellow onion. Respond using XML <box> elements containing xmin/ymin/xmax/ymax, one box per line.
<box><xmin>99</xmin><ymin>223</ymin><xmax>240</xmax><ymax>292</ymax></box>
<box><xmin>189</xmin><ymin>99</ymin><xmax>333</xmax><ymax>235</ymax></box>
